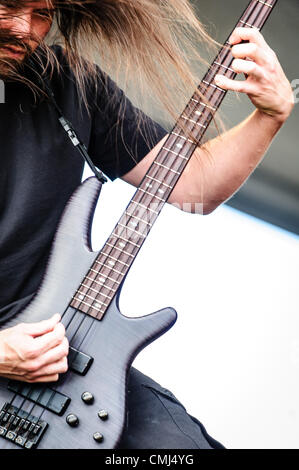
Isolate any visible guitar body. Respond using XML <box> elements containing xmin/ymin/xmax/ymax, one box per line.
<box><xmin>0</xmin><ymin>177</ymin><xmax>177</xmax><ymax>449</ymax></box>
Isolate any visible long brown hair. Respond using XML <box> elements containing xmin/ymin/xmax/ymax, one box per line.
<box><xmin>1</xmin><ymin>0</ymin><xmax>219</xmax><ymax>142</ymax></box>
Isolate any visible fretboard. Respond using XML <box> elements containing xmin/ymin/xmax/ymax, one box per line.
<box><xmin>71</xmin><ymin>0</ymin><xmax>278</xmax><ymax>319</ymax></box>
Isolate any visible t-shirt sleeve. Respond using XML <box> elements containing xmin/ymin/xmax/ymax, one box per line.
<box><xmin>87</xmin><ymin>72</ymin><xmax>168</xmax><ymax>181</ymax></box>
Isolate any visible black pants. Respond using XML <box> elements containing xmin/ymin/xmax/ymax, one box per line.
<box><xmin>118</xmin><ymin>368</ymin><xmax>224</xmax><ymax>449</ymax></box>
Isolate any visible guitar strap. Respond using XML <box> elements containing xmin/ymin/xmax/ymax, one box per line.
<box><xmin>31</xmin><ymin>60</ymin><xmax>108</xmax><ymax>185</ymax></box>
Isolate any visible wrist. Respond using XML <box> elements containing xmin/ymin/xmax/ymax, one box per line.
<box><xmin>256</xmin><ymin>98</ymin><xmax>294</xmax><ymax>126</ymax></box>
<box><xmin>255</xmin><ymin>107</ymin><xmax>291</xmax><ymax>129</ymax></box>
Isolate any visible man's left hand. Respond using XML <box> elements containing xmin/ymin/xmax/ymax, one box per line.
<box><xmin>214</xmin><ymin>27</ymin><xmax>294</xmax><ymax>123</ymax></box>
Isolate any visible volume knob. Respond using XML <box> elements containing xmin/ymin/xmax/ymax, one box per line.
<box><xmin>66</xmin><ymin>414</ymin><xmax>79</xmax><ymax>427</ymax></box>
<box><xmin>93</xmin><ymin>432</ymin><xmax>104</xmax><ymax>443</ymax></box>
<box><xmin>98</xmin><ymin>410</ymin><xmax>109</xmax><ymax>421</ymax></box>
<box><xmin>81</xmin><ymin>391</ymin><xmax>94</xmax><ymax>404</ymax></box>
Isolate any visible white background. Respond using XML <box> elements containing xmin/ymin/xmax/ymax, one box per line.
<box><xmin>86</xmin><ymin>170</ymin><xmax>299</xmax><ymax>449</ymax></box>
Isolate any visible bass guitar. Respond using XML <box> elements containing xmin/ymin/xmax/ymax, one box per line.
<box><xmin>0</xmin><ymin>0</ymin><xmax>278</xmax><ymax>449</ymax></box>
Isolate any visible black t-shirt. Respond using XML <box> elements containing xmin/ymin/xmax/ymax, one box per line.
<box><xmin>0</xmin><ymin>45</ymin><xmax>167</xmax><ymax>321</ymax></box>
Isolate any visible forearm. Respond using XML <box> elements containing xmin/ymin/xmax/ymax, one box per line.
<box><xmin>173</xmin><ymin>109</ymin><xmax>285</xmax><ymax>214</ymax></box>
<box><xmin>123</xmin><ymin>27</ymin><xmax>294</xmax><ymax>216</ymax></box>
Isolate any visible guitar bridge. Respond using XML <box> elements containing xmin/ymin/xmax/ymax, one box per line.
<box><xmin>0</xmin><ymin>403</ymin><xmax>48</xmax><ymax>448</ymax></box>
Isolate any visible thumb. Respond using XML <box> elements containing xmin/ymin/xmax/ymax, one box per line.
<box><xmin>24</xmin><ymin>314</ymin><xmax>61</xmax><ymax>337</ymax></box>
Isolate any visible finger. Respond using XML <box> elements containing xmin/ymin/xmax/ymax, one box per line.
<box><xmin>231</xmin><ymin>59</ymin><xmax>264</xmax><ymax>80</ymax></box>
<box><xmin>31</xmin><ymin>322</ymin><xmax>66</xmax><ymax>356</ymax></box>
<box><xmin>27</xmin><ymin>374</ymin><xmax>60</xmax><ymax>383</ymax></box>
<box><xmin>28</xmin><ymin>356</ymin><xmax>68</xmax><ymax>379</ymax></box>
<box><xmin>214</xmin><ymin>74</ymin><xmax>256</xmax><ymax>94</ymax></box>
<box><xmin>231</xmin><ymin>42</ymin><xmax>268</xmax><ymax>66</ymax></box>
<box><xmin>31</xmin><ymin>337</ymin><xmax>69</xmax><ymax>369</ymax></box>
<box><xmin>0</xmin><ymin>372</ymin><xmax>59</xmax><ymax>383</ymax></box>
<box><xmin>23</xmin><ymin>314</ymin><xmax>61</xmax><ymax>337</ymax></box>
<box><xmin>229</xmin><ymin>27</ymin><xmax>268</xmax><ymax>48</ymax></box>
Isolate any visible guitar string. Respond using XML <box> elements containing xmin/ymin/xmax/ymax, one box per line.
<box><xmin>4</xmin><ymin>0</ymin><xmax>272</xmax><ymax>438</ymax></box>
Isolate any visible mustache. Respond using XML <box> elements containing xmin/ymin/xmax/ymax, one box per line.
<box><xmin>0</xmin><ymin>29</ymin><xmax>55</xmax><ymax>105</ymax></box>
<box><xmin>0</xmin><ymin>30</ymin><xmax>35</xmax><ymax>56</ymax></box>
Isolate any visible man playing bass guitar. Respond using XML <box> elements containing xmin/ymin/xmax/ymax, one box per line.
<box><xmin>0</xmin><ymin>0</ymin><xmax>294</xmax><ymax>449</ymax></box>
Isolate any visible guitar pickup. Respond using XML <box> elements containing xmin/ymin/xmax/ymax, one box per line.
<box><xmin>68</xmin><ymin>346</ymin><xmax>93</xmax><ymax>375</ymax></box>
<box><xmin>8</xmin><ymin>382</ymin><xmax>70</xmax><ymax>416</ymax></box>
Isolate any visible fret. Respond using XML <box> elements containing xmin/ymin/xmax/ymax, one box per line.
<box><xmin>81</xmin><ymin>282</ymin><xmax>117</xmax><ymax>295</ymax></box>
<box><xmin>171</xmin><ymin>131</ymin><xmax>194</xmax><ymax>144</ymax></box>
<box><xmin>138</xmin><ymin>187</ymin><xmax>165</xmax><ymax>202</ymax></box>
<box><xmin>162</xmin><ymin>146</ymin><xmax>189</xmax><ymax>160</ymax></box>
<box><xmin>86</xmin><ymin>274</ymin><xmax>120</xmax><ymax>285</ymax></box>
<box><xmin>154</xmin><ymin>161</ymin><xmax>180</xmax><ymax>175</ymax></box>
<box><xmin>110</xmin><ymin>230</ymin><xmax>142</xmax><ymax>247</ymax></box>
<box><xmin>91</xmin><ymin>264</ymin><xmax>124</xmax><ymax>276</ymax></box>
<box><xmin>181</xmin><ymin>115</ymin><xmax>207</xmax><ymax>129</ymax></box>
<box><xmin>125</xmin><ymin>212</ymin><xmax>153</xmax><ymax>227</ymax></box>
<box><xmin>198</xmin><ymin>101</ymin><xmax>217</xmax><ymax>112</ymax></box>
<box><xmin>162</xmin><ymin>146</ymin><xmax>180</xmax><ymax>156</ymax></box>
<box><xmin>145</xmin><ymin>175</ymin><xmax>172</xmax><ymax>189</ymax></box>
<box><xmin>72</xmin><ymin>298</ymin><xmax>104</xmax><ymax>312</ymax></box>
<box><xmin>214</xmin><ymin>61</ymin><xmax>234</xmax><ymax>73</ymax></box>
<box><xmin>76</xmin><ymin>290</ymin><xmax>113</xmax><ymax>303</ymax></box>
<box><xmin>117</xmin><ymin>222</ymin><xmax>148</xmax><ymax>238</ymax></box>
<box><xmin>239</xmin><ymin>19</ymin><xmax>260</xmax><ymax>29</ymax></box>
<box><xmin>103</xmin><ymin>254</ymin><xmax>131</xmax><ymax>268</ymax></box>
<box><xmin>202</xmin><ymin>80</ymin><xmax>226</xmax><ymax>92</ymax></box>
<box><xmin>256</xmin><ymin>0</ymin><xmax>273</xmax><ymax>7</ymax></box>
<box><xmin>105</xmin><ymin>242</ymin><xmax>135</xmax><ymax>258</ymax></box>
<box><xmin>167</xmin><ymin>133</ymin><xmax>198</xmax><ymax>151</ymax></box>
<box><xmin>130</xmin><ymin>199</ymin><xmax>159</xmax><ymax>215</ymax></box>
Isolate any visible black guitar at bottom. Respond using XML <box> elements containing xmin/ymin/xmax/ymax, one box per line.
<box><xmin>0</xmin><ymin>178</ymin><xmax>177</xmax><ymax>449</ymax></box>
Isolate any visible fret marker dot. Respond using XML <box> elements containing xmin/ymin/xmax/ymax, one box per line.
<box><xmin>99</xmin><ymin>277</ymin><xmax>106</xmax><ymax>282</ymax></box>
<box><xmin>108</xmin><ymin>261</ymin><xmax>115</xmax><ymax>266</ymax></box>
<box><xmin>119</xmin><ymin>242</ymin><xmax>125</xmax><ymax>248</ymax></box>
<box><xmin>158</xmin><ymin>189</ymin><xmax>165</xmax><ymax>194</ymax></box>
<box><xmin>78</xmin><ymin>294</ymin><xmax>84</xmax><ymax>300</ymax></box>
<box><xmin>94</xmin><ymin>303</ymin><xmax>101</xmax><ymax>309</ymax></box>
<box><xmin>176</xmin><ymin>143</ymin><xmax>183</xmax><ymax>148</ymax></box>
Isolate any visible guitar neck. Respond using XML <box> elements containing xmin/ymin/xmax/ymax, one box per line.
<box><xmin>71</xmin><ymin>0</ymin><xmax>278</xmax><ymax>319</ymax></box>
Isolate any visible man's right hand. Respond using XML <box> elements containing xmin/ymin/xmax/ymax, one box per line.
<box><xmin>0</xmin><ymin>314</ymin><xmax>69</xmax><ymax>383</ymax></box>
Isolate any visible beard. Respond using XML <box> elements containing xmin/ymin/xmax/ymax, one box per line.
<box><xmin>0</xmin><ymin>54</ymin><xmax>25</xmax><ymax>81</ymax></box>
<box><xmin>0</xmin><ymin>30</ymin><xmax>36</xmax><ymax>82</ymax></box>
